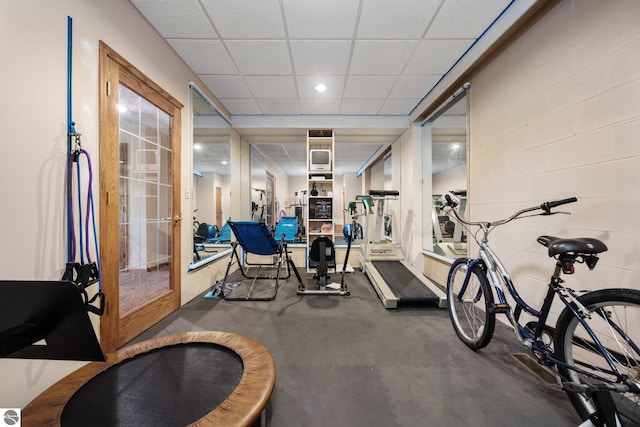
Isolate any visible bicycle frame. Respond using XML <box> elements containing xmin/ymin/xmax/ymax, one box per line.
<box><xmin>465</xmin><ymin>241</ymin><xmax>547</xmax><ymax>342</ymax></box>
<box><xmin>461</xmin><ymin>233</ymin><xmax>635</xmax><ymax>386</ymax></box>
<box><xmin>449</xmin><ymin>199</ymin><xmax>639</xmax><ymax>390</ymax></box>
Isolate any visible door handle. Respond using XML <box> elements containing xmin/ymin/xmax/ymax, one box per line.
<box><xmin>161</xmin><ymin>216</ymin><xmax>182</xmax><ymax>223</ymax></box>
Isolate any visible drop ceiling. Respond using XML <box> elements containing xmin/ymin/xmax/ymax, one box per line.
<box><xmin>131</xmin><ymin>0</ymin><xmax>516</xmax><ymax>175</ymax></box>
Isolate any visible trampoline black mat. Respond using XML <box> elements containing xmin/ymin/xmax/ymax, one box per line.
<box><xmin>61</xmin><ymin>343</ymin><xmax>243</xmax><ymax>427</ymax></box>
<box><xmin>371</xmin><ymin>261</ymin><xmax>440</xmax><ymax>306</ymax></box>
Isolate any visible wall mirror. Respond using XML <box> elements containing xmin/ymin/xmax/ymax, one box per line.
<box><xmin>426</xmin><ymin>89</ymin><xmax>468</xmax><ymax>260</ymax></box>
<box><xmin>383</xmin><ymin>152</ymin><xmax>393</xmax><ymax>240</ymax></box>
<box><xmin>250</xmin><ymin>145</ymin><xmax>269</xmax><ymax>225</ymax></box>
<box><xmin>189</xmin><ymin>84</ymin><xmax>231</xmax><ymax>269</ymax></box>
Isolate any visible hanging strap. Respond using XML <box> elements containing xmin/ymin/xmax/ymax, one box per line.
<box><xmin>63</xmin><ymin>133</ymin><xmax>104</xmax><ymax>315</ymax></box>
<box><xmin>65</xmin><ymin>17</ymin><xmax>103</xmax><ymax>315</ymax></box>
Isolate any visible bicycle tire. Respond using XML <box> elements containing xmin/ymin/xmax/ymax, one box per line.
<box><xmin>446</xmin><ymin>258</ymin><xmax>495</xmax><ymax>350</ymax></box>
<box><xmin>555</xmin><ymin>288</ymin><xmax>640</xmax><ymax>425</ymax></box>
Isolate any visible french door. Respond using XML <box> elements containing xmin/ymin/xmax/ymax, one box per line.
<box><xmin>99</xmin><ymin>42</ymin><xmax>182</xmax><ymax>352</ymax></box>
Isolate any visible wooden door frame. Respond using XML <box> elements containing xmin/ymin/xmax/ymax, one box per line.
<box><xmin>266</xmin><ymin>171</ymin><xmax>275</xmax><ymax>228</ymax></box>
<box><xmin>215</xmin><ymin>186</ymin><xmax>223</xmax><ymax>229</ymax></box>
<box><xmin>98</xmin><ymin>41</ymin><xmax>182</xmax><ymax>352</ymax></box>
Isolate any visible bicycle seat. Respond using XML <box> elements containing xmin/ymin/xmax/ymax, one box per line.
<box><xmin>537</xmin><ymin>235</ymin><xmax>608</xmax><ymax>257</ymax></box>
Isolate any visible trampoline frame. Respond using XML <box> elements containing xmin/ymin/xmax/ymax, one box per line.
<box><xmin>22</xmin><ymin>331</ymin><xmax>276</xmax><ymax>427</ymax></box>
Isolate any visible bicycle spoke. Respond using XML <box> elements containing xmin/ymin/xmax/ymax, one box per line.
<box><xmin>446</xmin><ymin>259</ymin><xmax>495</xmax><ymax>350</ymax></box>
<box><xmin>556</xmin><ymin>289</ymin><xmax>640</xmax><ymax>424</ymax></box>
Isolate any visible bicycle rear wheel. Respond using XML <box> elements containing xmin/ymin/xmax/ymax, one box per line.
<box><xmin>446</xmin><ymin>258</ymin><xmax>495</xmax><ymax>350</ymax></box>
<box><xmin>555</xmin><ymin>288</ymin><xmax>640</xmax><ymax>425</ymax></box>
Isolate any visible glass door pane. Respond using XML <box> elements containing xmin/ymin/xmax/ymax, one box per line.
<box><xmin>118</xmin><ymin>84</ymin><xmax>172</xmax><ymax>316</ymax></box>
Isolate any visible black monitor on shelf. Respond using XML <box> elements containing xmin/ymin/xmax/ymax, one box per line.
<box><xmin>309</xmin><ymin>199</ymin><xmax>332</xmax><ymax>219</ymax></box>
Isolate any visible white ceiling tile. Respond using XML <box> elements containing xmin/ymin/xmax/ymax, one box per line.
<box><xmin>344</xmin><ymin>76</ymin><xmax>397</xmax><ymax>98</ymax></box>
<box><xmin>225</xmin><ymin>41</ymin><xmax>292</xmax><ymax>75</ymax></box>
<box><xmin>378</xmin><ymin>98</ymin><xmax>421</xmax><ymax>115</ymax></box>
<box><xmin>131</xmin><ymin>0</ymin><xmax>216</xmax><ymax>38</ymax></box>
<box><xmin>290</xmin><ymin>40</ymin><xmax>352</xmax><ymax>75</ymax></box>
<box><xmin>198</xmin><ymin>75</ymin><xmax>253</xmax><ymax>98</ymax></box>
<box><xmin>296</xmin><ymin>75</ymin><xmax>345</xmax><ymax>98</ymax></box>
<box><xmin>427</xmin><ymin>0</ymin><xmax>512</xmax><ymax>38</ymax></box>
<box><xmin>404</xmin><ymin>39</ymin><xmax>473</xmax><ymax>74</ymax></box>
<box><xmin>350</xmin><ymin>40</ymin><xmax>417</xmax><ymax>75</ymax></box>
<box><xmin>219</xmin><ymin>98</ymin><xmax>263</xmax><ymax>115</ymax></box>
<box><xmin>167</xmin><ymin>39</ymin><xmax>236</xmax><ymax>74</ymax></box>
<box><xmin>283</xmin><ymin>0</ymin><xmax>360</xmax><ymax>39</ymax></box>
<box><xmin>134</xmin><ymin>0</ymin><xmax>508</xmax><ymax>130</ymax></box>
<box><xmin>244</xmin><ymin>76</ymin><xmax>297</xmax><ymax>98</ymax></box>
<box><xmin>200</xmin><ymin>0</ymin><xmax>285</xmax><ymax>39</ymax></box>
<box><xmin>389</xmin><ymin>75</ymin><xmax>440</xmax><ymax>98</ymax></box>
<box><xmin>357</xmin><ymin>0</ymin><xmax>441</xmax><ymax>39</ymax></box>
<box><xmin>257</xmin><ymin>99</ymin><xmax>301</xmax><ymax>115</ymax></box>
<box><xmin>299</xmin><ymin>99</ymin><xmax>342</xmax><ymax>115</ymax></box>
<box><xmin>340</xmin><ymin>99</ymin><xmax>384</xmax><ymax>115</ymax></box>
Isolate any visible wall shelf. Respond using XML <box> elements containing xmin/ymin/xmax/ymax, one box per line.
<box><xmin>306</xmin><ymin>129</ymin><xmax>335</xmax><ymax>270</ymax></box>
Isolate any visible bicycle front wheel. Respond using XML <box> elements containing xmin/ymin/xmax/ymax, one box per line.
<box><xmin>555</xmin><ymin>288</ymin><xmax>640</xmax><ymax>425</ymax></box>
<box><xmin>446</xmin><ymin>258</ymin><xmax>495</xmax><ymax>350</ymax></box>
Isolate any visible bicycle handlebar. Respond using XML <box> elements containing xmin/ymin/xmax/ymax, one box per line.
<box><xmin>540</xmin><ymin>197</ymin><xmax>577</xmax><ymax>213</ymax></box>
<box><xmin>443</xmin><ymin>195</ymin><xmax>578</xmax><ymax>232</ymax></box>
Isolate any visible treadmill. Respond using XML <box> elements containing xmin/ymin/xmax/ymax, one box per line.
<box><xmin>360</xmin><ymin>190</ymin><xmax>447</xmax><ymax>309</ymax></box>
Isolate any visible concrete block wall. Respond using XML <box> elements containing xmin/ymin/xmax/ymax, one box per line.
<box><xmin>468</xmin><ymin>0</ymin><xmax>640</xmax><ymax>323</ymax></box>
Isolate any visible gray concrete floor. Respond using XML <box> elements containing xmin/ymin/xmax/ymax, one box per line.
<box><xmin>131</xmin><ymin>270</ymin><xmax>579</xmax><ymax>427</ymax></box>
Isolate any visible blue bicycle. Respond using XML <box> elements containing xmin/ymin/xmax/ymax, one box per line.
<box><xmin>444</xmin><ymin>196</ymin><xmax>640</xmax><ymax>426</ymax></box>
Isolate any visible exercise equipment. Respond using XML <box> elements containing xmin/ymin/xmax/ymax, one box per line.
<box><xmin>432</xmin><ymin>190</ymin><xmax>467</xmax><ymax>257</ymax></box>
<box><xmin>274</xmin><ymin>216</ymin><xmax>299</xmax><ymax>243</ymax></box>
<box><xmin>298</xmin><ymin>233</ymin><xmax>351</xmax><ymax>297</ymax></box>
<box><xmin>193</xmin><ymin>222</ymin><xmax>220</xmax><ymax>261</ymax></box>
<box><xmin>251</xmin><ymin>188</ymin><xmax>266</xmax><ymax>221</ymax></box>
<box><xmin>0</xmin><ymin>280</ymin><xmax>105</xmax><ymax>361</ymax></box>
<box><xmin>62</xmin><ymin>16</ymin><xmax>103</xmax><ymax>316</ymax></box>
<box><xmin>344</xmin><ymin>201</ymin><xmax>364</xmax><ymax>241</ymax></box>
<box><xmin>195</xmin><ymin>222</ymin><xmax>218</xmax><ymax>243</ymax></box>
<box><xmin>218</xmin><ymin>221</ymin><xmax>303</xmax><ymax>301</ymax></box>
<box><xmin>360</xmin><ymin>190</ymin><xmax>446</xmax><ymax>309</ymax></box>
<box><xmin>210</xmin><ymin>220</ymin><xmax>232</xmax><ymax>243</ymax></box>
<box><xmin>290</xmin><ymin>189</ymin><xmax>308</xmax><ymax>241</ymax></box>
<box><xmin>22</xmin><ymin>331</ymin><xmax>275</xmax><ymax>427</ymax></box>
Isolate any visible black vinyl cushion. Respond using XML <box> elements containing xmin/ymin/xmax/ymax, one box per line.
<box><xmin>309</xmin><ymin>237</ymin><xmax>336</xmax><ymax>268</ymax></box>
<box><xmin>61</xmin><ymin>343</ymin><xmax>243</xmax><ymax>427</ymax></box>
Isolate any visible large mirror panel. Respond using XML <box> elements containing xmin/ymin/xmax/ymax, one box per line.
<box><xmin>427</xmin><ymin>91</ymin><xmax>468</xmax><ymax>260</ymax></box>
<box><xmin>189</xmin><ymin>85</ymin><xmax>231</xmax><ymax>268</ymax></box>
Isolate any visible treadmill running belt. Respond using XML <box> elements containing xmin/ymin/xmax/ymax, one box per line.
<box><xmin>372</xmin><ymin>261</ymin><xmax>440</xmax><ymax>305</ymax></box>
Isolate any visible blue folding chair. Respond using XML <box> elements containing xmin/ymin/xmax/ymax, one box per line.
<box><xmin>218</xmin><ymin>221</ymin><xmax>302</xmax><ymax>301</ymax></box>
<box><xmin>274</xmin><ymin>216</ymin><xmax>298</xmax><ymax>242</ymax></box>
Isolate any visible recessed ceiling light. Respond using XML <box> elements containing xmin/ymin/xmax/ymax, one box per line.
<box><xmin>221</xmin><ymin>161</ymin><xmax>228</xmax><ymax>165</ymax></box>
<box><xmin>194</xmin><ymin>143</ymin><xmax>202</xmax><ymax>151</ymax></box>
<box><xmin>314</xmin><ymin>83</ymin><xmax>327</xmax><ymax>93</ymax></box>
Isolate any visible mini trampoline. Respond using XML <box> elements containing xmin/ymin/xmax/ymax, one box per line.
<box><xmin>22</xmin><ymin>331</ymin><xmax>276</xmax><ymax>427</ymax></box>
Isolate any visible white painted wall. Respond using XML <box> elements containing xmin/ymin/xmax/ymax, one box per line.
<box><xmin>468</xmin><ymin>0</ymin><xmax>640</xmax><ymax>325</ymax></box>
<box><xmin>195</xmin><ymin>172</ymin><xmax>229</xmax><ymax>227</ymax></box>
<box><xmin>432</xmin><ymin>165</ymin><xmax>466</xmax><ymax>196</ymax></box>
<box><xmin>0</xmin><ymin>0</ymin><xmax>221</xmax><ymax>408</ymax></box>
<box><xmin>396</xmin><ymin>126</ymin><xmax>424</xmax><ymax>268</ymax></box>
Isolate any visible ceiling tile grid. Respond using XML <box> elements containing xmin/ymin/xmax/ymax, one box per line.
<box><xmin>131</xmin><ymin>0</ymin><xmax>514</xmax><ymax>119</ymax></box>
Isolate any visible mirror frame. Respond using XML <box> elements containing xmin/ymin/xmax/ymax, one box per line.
<box><xmin>188</xmin><ymin>83</ymin><xmax>233</xmax><ymax>271</ymax></box>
